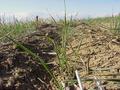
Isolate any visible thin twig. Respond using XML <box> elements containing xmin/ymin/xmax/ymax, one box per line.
<box><xmin>94</xmin><ymin>76</ymin><xmax>103</xmax><ymax>90</ymax></box>
<box><xmin>75</xmin><ymin>70</ymin><xmax>83</xmax><ymax>90</ymax></box>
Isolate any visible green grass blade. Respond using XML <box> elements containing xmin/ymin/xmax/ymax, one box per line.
<box><xmin>6</xmin><ymin>36</ymin><xmax>63</xmax><ymax>90</ymax></box>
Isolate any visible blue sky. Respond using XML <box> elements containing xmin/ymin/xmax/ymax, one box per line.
<box><xmin>0</xmin><ymin>0</ymin><xmax>120</xmax><ymax>19</ymax></box>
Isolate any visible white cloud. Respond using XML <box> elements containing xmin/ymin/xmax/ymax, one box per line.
<box><xmin>0</xmin><ymin>11</ymin><xmax>119</xmax><ymax>23</ymax></box>
<box><xmin>0</xmin><ymin>12</ymin><xmax>29</xmax><ymax>19</ymax></box>
<box><xmin>14</xmin><ymin>12</ymin><xmax>29</xmax><ymax>19</ymax></box>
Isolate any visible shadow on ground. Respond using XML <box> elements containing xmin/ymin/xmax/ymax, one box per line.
<box><xmin>0</xmin><ymin>24</ymin><xmax>61</xmax><ymax>90</ymax></box>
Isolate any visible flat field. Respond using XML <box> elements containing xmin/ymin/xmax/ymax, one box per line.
<box><xmin>0</xmin><ymin>16</ymin><xmax>120</xmax><ymax>90</ymax></box>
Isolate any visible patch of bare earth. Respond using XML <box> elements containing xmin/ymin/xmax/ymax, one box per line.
<box><xmin>0</xmin><ymin>24</ymin><xmax>60</xmax><ymax>90</ymax></box>
<box><xmin>0</xmin><ymin>22</ymin><xmax>120</xmax><ymax>90</ymax></box>
<box><xmin>66</xmin><ymin>22</ymin><xmax>120</xmax><ymax>89</ymax></box>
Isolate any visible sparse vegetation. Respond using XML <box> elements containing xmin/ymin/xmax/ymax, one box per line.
<box><xmin>0</xmin><ymin>2</ymin><xmax>120</xmax><ymax>89</ymax></box>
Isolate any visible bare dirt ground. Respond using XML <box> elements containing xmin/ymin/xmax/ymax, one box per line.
<box><xmin>0</xmin><ymin>23</ymin><xmax>120</xmax><ymax>90</ymax></box>
<box><xmin>67</xmin><ymin>22</ymin><xmax>120</xmax><ymax>89</ymax></box>
<box><xmin>0</xmin><ymin>24</ymin><xmax>60</xmax><ymax>90</ymax></box>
